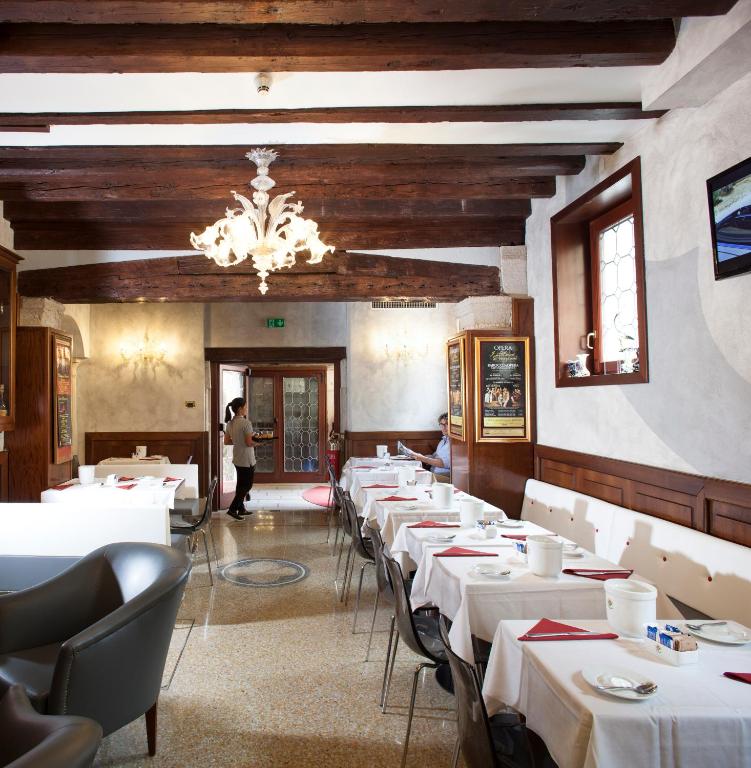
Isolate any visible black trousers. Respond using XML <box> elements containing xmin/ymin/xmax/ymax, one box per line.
<box><xmin>229</xmin><ymin>464</ymin><xmax>255</xmax><ymax>513</ymax></box>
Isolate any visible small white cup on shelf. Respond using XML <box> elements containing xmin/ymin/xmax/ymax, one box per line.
<box><xmin>78</xmin><ymin>465</ymin><xmax>96</xmax><ymax>485</ymax></box>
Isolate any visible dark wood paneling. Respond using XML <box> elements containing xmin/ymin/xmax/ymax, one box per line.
<box><xmin>85</xmin><ymin>431</ymin><xmax>209</xmax><ymax>495</ymax></box>
<box><xmin>19</xmin><ymin>252</ymin><xmax>501</xmax><ymax>304</ymax></box>
<box><xmin>206</xmin><ymin>347</ymin><xmax>347</xmax><ymax>364</ymax></box>
<box><xmin>0</xmin><ymin>104</ymin><xmax>664</xmax><ymax>129</ymax></box>
<box><xmin>0</xmin><ymin>450</ymin><xmax>8</xmax><ymax>502</ymax></box>
<box><xmin>0</xmin><ymin>21</ymin><xmax>676</xmax><ymax>73</ymax></box>
<box><xmin>344</xmin><ymin>431</ymin><xmax>441</xmax><ymax>462</ymax></box>
<box><xmin>0</xmin><ymin>2</ymin><xmax>735</xmax><ymax>24</ymax></box>
<box><xmin>535</xmin><ymin>444</ymin><xmax>751</xmax><ymax>547</ymax></box>
<box><xmin>6</xmin><ymin>327</ymin><xmax>72</xmax><ymax>501</ymax></box>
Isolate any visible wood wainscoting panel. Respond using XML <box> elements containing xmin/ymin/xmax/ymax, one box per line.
<box><xmin>85</xmin><ymin>431</ymin><xmax>209</xmax><ymax>495</ymax></box>
<box><xmin>344</xmin><ymin>431</ymin><xmax>441</xmax><ymax>464</ymax></box>
<box><xmin>535</xmin><ymin>444</ymin><xmax>751</xmax><ymax>548</ymax></box>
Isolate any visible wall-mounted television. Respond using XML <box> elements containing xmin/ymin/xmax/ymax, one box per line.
<box><xmin>707</xmin><ymin>155</ymin><xmax>751</xmax><ymax>280</ymax></box>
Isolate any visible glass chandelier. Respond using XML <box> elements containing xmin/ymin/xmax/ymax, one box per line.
<box><xmin>190</xmin><ymin>148</ymin><xmax>334</xmax><ymax>294</ymax></box>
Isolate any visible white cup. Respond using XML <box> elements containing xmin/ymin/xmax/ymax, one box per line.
<box><xmin>527</xmin><ymin>535</ymin><xmax>563</xmax><ymax>577</ymax></box>
<box><xmin>376</xmin><ymin>445</ymin><xmax>388</xmax><ymax>458</ymax></box>
<box><xmin>135</xmin><ymin>445</ymin><xmax>147</xmax><ymax>458</ymax></box>
<box><xmin>484</xmin><ymin>524</ymin><xmax>498</xmax><ymax>539</ymax></box>
<box><xmin>398</xmin><ymin>466</ymin><xmax>416</xmax><ymax>485</ymax></box>
<box><xmin>604</xmin><ymin>579</ymin><xmax>657</xmax><ymax>638</ymax></box>
<box><xmin>459</xmin><ymin>498</ymin><xmax>484</xmax><ymax>527</ymax></box>
<box><xmin>432</xmin><ymin>483</ymin><xmax>454</xmax><ymax>509</ymax></box>
<box><xmin>78</xmin><ymin>465</ymin><xmax>96</xmax><ymax>485</ymax></box>
<box><xmin>105</xmin><ymin>473</ymin><xmax>118</xmax><ymax>486</ymax></box>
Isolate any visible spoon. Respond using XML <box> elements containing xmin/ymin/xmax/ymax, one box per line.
<box><xmin>686</xmin><ymin>621</ymin><xmax>727</xmax><ymax>631</ymax></box>
<box><xmin>597</xmin><ymin>681</ymin><xmax>657</xmax><ymax>695</ymax></box>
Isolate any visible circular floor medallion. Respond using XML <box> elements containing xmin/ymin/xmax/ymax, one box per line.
<box><xmin>220</xmin><ymin>557</ymin><xmax>309</xmax><ymax>588</ymax></box>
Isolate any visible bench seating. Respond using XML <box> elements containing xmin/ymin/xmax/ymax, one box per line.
<box><xmin>521</xmin><ymin>479</ymin><xmax>751</xmax><ymax>627</ymax></box>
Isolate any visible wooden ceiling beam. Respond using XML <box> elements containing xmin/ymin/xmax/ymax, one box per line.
<box><xmin>0</xmin><ymin>21</ymin><xmax>676</xmax><ymax>72</ymax></box>
<box><xmin>3</xmin><ymin>198</ymin><xmax>532</xmax><ymax>222</ymax></box>
<box><xmin>0</xmin><ymin>143</ymin><xmax>620</xmax><ymax>163</ymax></box>
<box><xmin>0</xmin><ymin>104</ymin><xmax>664</xmax><ymax>129</ymax></box>
<box><xmin>11</xmin><ymin>218</ymin><xmax>525</xmax><ymax>250</ymax></box>
<box><xmin>0</xmin><ymin>176</ymin><xmax>556</xmax><ymax>202</ymax></box>
<box><xmin>0</xmin><ymin>1</ymin><xmax>735</xmax><ymax>24</ymax></box>
<box><xmin>17</xmin><ymin>251</ymin><xmax>501</xmax><ymax>303</ymax></box>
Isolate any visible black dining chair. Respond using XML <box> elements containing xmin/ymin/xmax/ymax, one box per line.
<box><xmin>437</xmin><ymin>615</ymin><xmax>534</xmax><ymax>768</ymax></box>
<box><xmin>381</xmin><ymin>551</ymin><xmax>448</xmax><ymax>768</ymax></box>
<box><xmin>342</xmin><ymin>496</ymin><xmax>376</xmax><ymax>624</ymax></box>
<box><xmin>0</xmin><ymin>685</ymin><xmax>102</xmax><ymax>768</ymax></box>
<box><xmin>170</xmin><ymin>476</ymin><xmax>218</xmax><ymax>586</ymax></box>
<box><xmin>325</xmin><ymin>456</ymin><xmax>340</xmax><ymax>546</ymax></box>
<box><xmin>334</xmin><ymin>487</ymin><xmax>354</xmax><ymax>597</ymax></box>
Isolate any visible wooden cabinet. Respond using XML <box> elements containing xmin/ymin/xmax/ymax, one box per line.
<box><xmin>6</xmin><ymin>327</ymin><xmax>73</xmax><ymax>501</ymax></box>
<box><xmin>448</xmin><ymin>299</ymin><xmax>536</xmax><ymax>516</ymax></box>
<box><xmin>0</xmin><ymin>245</ymin><xmax>21</xmax><ymax>432</ymax></box>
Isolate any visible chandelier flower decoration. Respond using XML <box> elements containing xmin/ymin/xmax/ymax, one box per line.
<box><xmin>190</xmin><ymin>148</ymin><xmax>335</xmax><ymax>294</ymax></box>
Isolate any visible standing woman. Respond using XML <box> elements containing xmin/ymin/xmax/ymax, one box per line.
<box><xmin>223</xmin><ymin>397</ymin><xmax>258</xmax><ymax>521</ymax></box>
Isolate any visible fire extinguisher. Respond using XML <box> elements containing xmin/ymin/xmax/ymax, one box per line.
<box><xmin>326</xmin><ymin>429</ymin><xmax>343</xmax><ymax>479</ymax></box>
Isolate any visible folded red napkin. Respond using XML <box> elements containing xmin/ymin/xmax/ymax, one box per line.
<box><xmin>163</xmin><ymin>476</ymin><xmax>180</xmax><ymax>483</ymax></box>
<box><xmin>117</xmin><ymin>483</ymin><xmax>137</xmax><ymax>490</ymax></box>
<box><xmin>51</xmin><ymin>483</ymin><xmax>74</xmax><ymax>490</ymax></box>
<box><xmin>724</xmin><ymin>672</ymin><xmax>751</xmax><ymax>685</ymax></box>
<box><xmin>562</xmin><ymin>568</ymin><xmax>633</xmax><ymax>581</ymax></box>
<box><xmin>141</xmin><ymin>458</ymin><xmax>159</xmax><ymax>461</ymax></box>
<box><xmin>408</xmin><ymin>521</ymin><xmax>461</xmax><ymax>529</ymax></box>
<box><xmin>354</xmin><ymin>465</ymin><xmax>377</xmax><ymax>469</ymax></box>
<box><xmin>118</xmin><ymin>476</ymin><xmax>135</xmax><ymax>481</ymax></box>
<box><xmin>502</xmin><ymin>534</ymin><xmax>528</xmax><ymax>540</ymax></box>
<box><xmin>519</xmin><ymin>618</ymin><xmax>619</xmax><ymax>642</ymax></box>
<box><xmin>434</xmin><ymin>546</ymin><xmax>498</xmax><ymax>557</ymax></box>
<box><xmin>380</xmin><ymin>496</ymin><xmax>418</xmax><ymax>502</ymax></box>
<box><xmin>362</xmin><ymin>484</ymin><xmax>399</xmax><ymax>489</ymax></box>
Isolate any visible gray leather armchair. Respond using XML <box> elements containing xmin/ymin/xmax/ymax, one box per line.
<box><xmin>0</xmin><ymin>543</ymin><xmax>191</xmax><ymax>756</ymax></box>
<box><xmin>0</xmin><ymin>684</ymin><xmax>101</xmax><ymax>768</ymax></box>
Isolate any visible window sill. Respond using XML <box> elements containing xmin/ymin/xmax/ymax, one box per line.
<box><xmin>556</xmin><ymin>371</ymin><xmax>648</xmax><ymax>388</ymax></box>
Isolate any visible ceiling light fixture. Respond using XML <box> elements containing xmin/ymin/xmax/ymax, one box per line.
<box><xmin>256</xmin><ymin>72</ymin><xmax>271</xmax><ymax>95</ymax></box>
<box><xmin>189</xmin><ymin>148</ymin><xmax>334</xmax><ymax>294</ymax></box>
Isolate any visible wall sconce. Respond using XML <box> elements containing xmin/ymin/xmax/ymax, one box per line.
<box><xmin>120</xmin><ymin>335</ymin><xmax>168</xmax><ymax>366</ymax></box>
<box><xmin>383</xmin><ymin>331</ymin><xmax>429</xmax><ymax>363</ymax></box>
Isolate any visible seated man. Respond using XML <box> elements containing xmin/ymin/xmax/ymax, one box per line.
<box><xmin>411</xmin><ymin>413</ymin><xmax>451</xmax><ymax>481</ymax></box>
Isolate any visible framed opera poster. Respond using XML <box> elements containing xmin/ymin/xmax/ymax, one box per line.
<box><xmin>446</xmin><ymin>337</ymin><xmax>466</xmax><ymax>441</ymax></box>
<box><xmin>52</xmin><ymin>333</ymin><xmax>73</xmax><ymax>464</ymax></box>
<box><xmin>474</xmin><ymin>336</ymin><xmax>531</xmax><ymax>442</ymax></box>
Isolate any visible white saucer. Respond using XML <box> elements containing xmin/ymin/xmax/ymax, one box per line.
<box><xmin>396</xmin><ymin>504</ymin><xmax>418</xmax><ymax>511</ymax></box>
<box><xmin>583</xmin><ymin>667</ymin><xmax>657</xmax><ymax>701</ymax></box>
<box><xmin>563</xmin><ymin>548</ymin><xmax>585</xmax><ymax>558</ymax></box>
<box><xmin>427</xmin><ymin>534</ymin><xmax>456</xmax><ymax>543</ymax></box>
<box><xmin>470</xmin><ymin>564</ymin><xmax>511</xmax><ymax>580</ymax></box>
<box><xmin>687</xmin><ymin>621</ymin><xmax>751</xmax><ymax>645</ymax></box>
<box><xmin>497</xmin><ymin>519</ymin><xmax>524</xmax><ymax>528</ymax></box>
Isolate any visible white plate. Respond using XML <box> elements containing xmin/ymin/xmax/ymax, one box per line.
<box><xmin>497</xmin><ymin>519</ymin><xmax>524</xmax><ymax>528</ymax></box>
<box><xmin>427</xmin><ymin>534</ymin><xmax>456</xmax><ymax>542</ymax></box>
<box><xmin>396</xmin><ymin>504</ymin><xmax>418</xmax><ymax>511</ymax></box>
<box><xmin>687</xmin><ymin>621</ymin><xmax>751</xmax><ymax>645</ymax></box>
<box><xmin>470</xmin><ymin>564</ymin><xmax>511</xmax><ymax>580</ymax></box>
<box><xmin>563</xmin><ymin>547</ymin><xmax>585</xmax><ymax>558</ymax></box>
<box><xmin>583</xmin><ymin>667</ymin><xmax>657</xmax><ymax>701</ymax></box>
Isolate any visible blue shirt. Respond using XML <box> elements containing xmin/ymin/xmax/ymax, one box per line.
<box><xmin>433</xmin><ymin>435</ymin><xmax>451</xmax><ymax>476</ymax></box>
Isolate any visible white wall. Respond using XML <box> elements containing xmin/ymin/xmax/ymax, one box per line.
<box><xmin>527</xmin><ymin>71</ymin><xmax>751</xmax><ymax>484</ymax></box>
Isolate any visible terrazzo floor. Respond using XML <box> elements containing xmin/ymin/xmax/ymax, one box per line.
<box><xmin>94</xmin><ymin>506</ymin><xmax>457</xmax><ymax>768</ymax></box>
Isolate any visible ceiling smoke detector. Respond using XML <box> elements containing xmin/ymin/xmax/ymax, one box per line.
<box><xmin>256</xmin><ymin>72</ymin><xmax>271</xmax><ymax>95</ymax></box>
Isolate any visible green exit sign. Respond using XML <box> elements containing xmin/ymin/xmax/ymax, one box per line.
<box><xmin>266</xmin><ymin>318</ymin><xmax>285</xmax><ymax>328</ymax></box>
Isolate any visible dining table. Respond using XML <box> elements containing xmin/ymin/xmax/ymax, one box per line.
<box><xmin>41</xmin><ymin>476</ymin><xmax>184</xmax><ymax>509</ymax></box>
<box><xmin>345</xmin><ymin>465</ymin><xmax>432</xmax><ymax>507</ymax></box>
<box><xmin>409</xmin><ymin>533</ymin><xmax>633</xmax><ymax>663</ymax></box>
<box><xmin>482</xmin><ymin>618</ymin><xmax>751</xmax><ymax>768</ymax></box>
<box><xmin>98</xmin><ymin>455</ymin><xmax>171</xmax><ymax>465</ymax></box>
<box><xmin>366</xmin><ymin>488</ymin><xmax>502</xmax><ymax>549</ymax></box>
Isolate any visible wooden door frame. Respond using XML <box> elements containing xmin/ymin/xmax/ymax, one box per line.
<box><xmin>215</xmin><ymin>363</ymin><xmax>250</xmax><ymax>509</ymax></box>
<box><xmin>208</xmin><ymin>347</ymin><xmax>345</xmax><ymax>509</ymax></box>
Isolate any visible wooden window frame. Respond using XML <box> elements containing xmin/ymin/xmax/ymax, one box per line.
<box><xmin>551</xmin><ymin>158</ymin><xmax>649</xmax><ymax>388</ymax></box>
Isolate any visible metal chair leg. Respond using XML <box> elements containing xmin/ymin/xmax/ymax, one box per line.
<box><xmin>365</xmin><ymin>589</ymin><xmax>381</xmax><ymax>661</ymax></box>
<box><xmin>207</xmin><ymin>519</ymin><xmax>220</xmax><ymax>567</ymax></box>
<box><xmin>337</xmin><ymin>538</ymin><xmax>354</xmax><ymax>602</ymax></box>
<box><xmin>401</xmin><ymin>662</ymin><xmax>438</xmax><ymax>768</ymax></box>
<box><xmin>352</xmin><ymin>561</ymin><xmax>374</xmax><ymax>633</ymax></box>
<box><xmin>381</xmin><ymin>631</ymin><xmax>399</xmax><ymax>713</ymax></box>
<box><xmin>201</xmin><ymin>529</ymin><xmax>214</xmax><ymax>586</ymax></box>
<box><xmin>342</xmin><ymin>540</ymin><xmax>356</xmax><ymax>604</ymax></box>
<box><xmin>325</xmin><ymin>487</ymin><xmax>334</xmax><ymax>543</ymax></box>
<box><xmin>379</xmin><ymin>615</ymin><xmax>395</xmax><ymax>706</ymax></box>
<box><xmin>451</xmin><ymin>737</ymin><xmax>461</xmax><ymax>768</ymax></box>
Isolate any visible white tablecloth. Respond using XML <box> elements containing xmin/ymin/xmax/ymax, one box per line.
<box><xmin>41</xmin><ymin>477</ymin><xmax>183</xmax><ymax>509</ymax></box>
<box><xmin>346</xmin><ymin>467</ymin><xmax>432</xmax><ymax>507</ymax></box>
<box><xmin>411</xmin><ymin>543</ymin><xmax>620</xmax><ymax>662</ymax></box>
<box><xmin>483</xmin><ymin>618</ymin><xmax>751</xmax><ymax>768</ymax></box>
<box><xmin>98</xmin><ymin>456</ymin><xmax>171</xmax><ymax>465</ymax></box>
<box><xmin>369</xmin><ymin>491</ymin><xmax>502</xmax><ymax>548</ymax></box>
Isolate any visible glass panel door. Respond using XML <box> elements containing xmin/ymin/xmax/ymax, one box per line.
<box><xmin>219</xmin><ymin>365</ymin><xmax>248</xmax><ymax>508</ymax></box>
<box><xmin>283</xmin><ymin>376</ymin><xmax>321</xmax><ymax>475</ymax></box>
<box><xmin>248</xmin><ymin>375</ymin><xmax>276</xmax><ymax>476</ymax></box>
